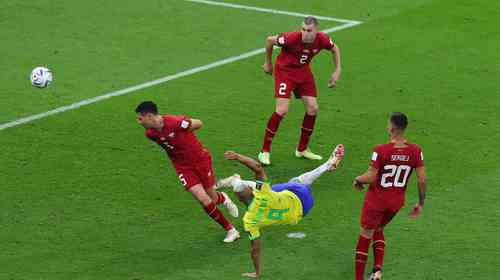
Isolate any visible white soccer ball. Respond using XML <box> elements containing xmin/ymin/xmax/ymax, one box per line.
<box><xmin>30</xmin><ymin>66</ymin><xmax>53</xmax><ymax>88</ymax></box>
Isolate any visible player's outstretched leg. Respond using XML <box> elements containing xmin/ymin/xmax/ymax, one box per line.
<box><xmin>291</xmin><ymin>144</ymin><xmax>344</xmax><ymax>185</ymax></box>
<box><xmin>189</xmin><ymin>184</ymin><xmax>240</xmax><ymax>243</ymax></box>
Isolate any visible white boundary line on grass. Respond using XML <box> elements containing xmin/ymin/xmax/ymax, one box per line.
<box><xmin>0</xmin><ymin>1</ymin><xmax>362</xmax><ymax>131</ymax></box>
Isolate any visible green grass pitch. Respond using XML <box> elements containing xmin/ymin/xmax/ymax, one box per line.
<box><xmin>1</xmin><ymin>0</ymin><xmax>499</xmax><ymax>279</ymax></box>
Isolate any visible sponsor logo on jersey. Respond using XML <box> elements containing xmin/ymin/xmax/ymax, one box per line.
<box><xmin>160</xmin><ymin>137</ymin><xmax>166</xmax><ymax>141</ymax></box>
<box><xmin>391</xmin><ymin>155</ymin><xmax>410</xmax><ymax>161</ymax></box>
<box><xmin>303</xmin><ymin>49</ymin><xmax>310</xmax><ymax>53</ymax></box>
<box><xmin>313</xmin><ymin>49</ymin><xmax>318</xmax><ymax>53</ymax></box>
<box><xmin>168</xmin><ymin>132</ymin><xmax>175</xmax><ymax>138</ymax></box>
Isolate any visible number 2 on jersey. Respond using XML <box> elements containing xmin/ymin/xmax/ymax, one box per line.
<box><xmin>380</xmin><ymin>165</ymin><xmax>411</xmax><ymax>188</ymax></box>
<box><xmin>278</xmin><ymin>83</ymin><xmax>287</xmax><ymax>95</ymax></box>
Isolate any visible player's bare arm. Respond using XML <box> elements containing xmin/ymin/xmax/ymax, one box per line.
<box><xmin>328</xmin><ymin>44</ymin><xmax>342</xmax><ymax>88</ymax></box>
<box><xmin>224</xmin><ymin>151</ymin><xmax>268</xmax><ymax>181</ymax></box>
<box><xmin>242</xmin><ymin>239</ymin><xmax>262</xmax><ymax>278</ymax></box>
<box><xmin>353</xmin><ymin>166</ymin><xmax>378</xmax><ymax>190</ymax></box>
<box><xmin>410</xmin><ymin>166</ymin><xmax>426</xmax><ymax>219</ymax></box>
<box><xmin>263</xmin><ymin>36</ymin><xmax>278</xmax><ymax>75</ymax></box>
<box><xmin>188</xmin><ymin>118</ymin><xmax>203</xmax><ymax>131</ymax></box>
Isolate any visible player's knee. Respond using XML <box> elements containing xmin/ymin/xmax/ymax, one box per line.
<box><xmin>306</xmin><ymin>104</ymin><xmax>319</xmax><ymax>115</ymax></box>
<box><xmin>360</xmin><ymin>227</ymin><xmax>375</xmax><ymax>238</ymax></box>
<box><xmin>275</xmin><ymin>108</ymin><xmax>288</xmax><ymax>116</ymax></box>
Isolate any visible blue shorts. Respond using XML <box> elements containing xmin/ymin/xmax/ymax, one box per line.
<box><xmin>272</xmin><ymin>182</ymin><xmax>314</xmax><ymax>216</ymax></box>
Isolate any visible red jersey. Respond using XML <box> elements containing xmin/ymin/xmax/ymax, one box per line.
<box><xmin>145</xmin><ymin>115</ymin><xmax>208</xmax><ymax>168</ymax></box>
<box><xmin>368</xmin><ymin>142</ymin><xmax>424</xmax><ymax>198</ymax></box>
<box><xmin>275</xmin><ymin>31</ymin><xmax>335</xmax><ymax>69</ymax></box>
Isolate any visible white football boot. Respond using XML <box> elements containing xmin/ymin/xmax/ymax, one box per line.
<box><xmin>258</xmin><ymin>152</ymin><xmax>271</xmax><ymax>165</ymax></box>
<box><xmin>295</xmin><ymin>148</ymin><xmax>323</xmax><ymax>160</ymax></box>
<box><xmin>216</xmin><ymin>174</ymin><xmax>241</xmax><ymax>190</ymax></box>
<box><xmin>328</xmin><ymin>144</ymin><xmax>345</xmax><ymax>171</ymax></box>
<box><xmin>368</xmin><ymin>270</ymin><xmax>382</xmax><ymax>280</ymax></box>
<box><xmin>223</xmin><ymin>228</ymin><xmax>240</xmax><ymax>243</ymax></box>
<box><xmin>221</xmin><ymin>192</ymin><xmax>239</xmax><ymax>218</ymax></box>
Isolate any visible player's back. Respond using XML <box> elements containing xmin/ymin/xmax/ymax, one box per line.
<box><xmin>369</xmin><ymin>142</ymin><xmax>424</xmax><ymax>201</ymax></box>
<box><xmin>146</xmin><ymin>115</ymin><xmax>207</xmax><ymax>166</ymax></box>
<box><xmin>243</xmin><ymin>183</ymin><xmax>303</xmax><ymax>239</ymax></box>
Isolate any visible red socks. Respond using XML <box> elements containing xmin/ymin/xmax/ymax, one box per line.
<box><xmin>355</xmin><ymin>235</ymin><xmax>371</xmax><ymax>280</ymax></box>
<box><xmin>373</xmin><ymin>230</ymin><xmax>385</xmax><ymax>270</ymax></box>
<box><xmin>216</xmin><ymin>192</ymin><xmax>226</xmax><ymax>205</ymax></box>
<box><xmin>203</xmin><ymin>202</ymin><xmax>232</xmax><ymax>231</ymax></box>
<box><xmin>262</xmin><ymin>112</ymin><xmax>284</xmax><ymax>152</ymax></box>
<box><xmin>297</xmin><ymin>113</ymin><xmax>316</xmax><ymax>152</ymax></box>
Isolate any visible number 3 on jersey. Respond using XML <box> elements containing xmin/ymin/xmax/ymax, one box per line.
<box><xmin>380</xmin><ymin>165</ymin><xmax>411</xmax><ymax>188</ymax></box>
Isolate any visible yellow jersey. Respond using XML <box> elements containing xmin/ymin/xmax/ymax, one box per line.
<box><xmin>243</xmin><ymin>182</ymin><xmax>303</xmax><ymax>240</ymax></box>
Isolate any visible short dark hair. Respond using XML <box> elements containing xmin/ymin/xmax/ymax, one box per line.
<box><xmin>304</xmin><ymin>16</ymin><xmax>319</xmax><ymax>26</ymax></box>
<box><xmin>390</xmin><ymin>112</ymin><xmax>408</xmax><ymax>130</ymax></box>
<box><xmin>135</xmin><ymin>101</ymin><xmax>158</xmax><ymax>114</ymax></box>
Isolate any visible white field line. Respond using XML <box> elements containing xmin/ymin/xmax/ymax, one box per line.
<box><xmin>184</xmin><ymin>0</ymin><xmax>362</xmax><ymax>24</ymax></box>
<box><xmin>0</xmin><ymin>1</ymin><xmax>362</xmax><ymax>131</ymax></box>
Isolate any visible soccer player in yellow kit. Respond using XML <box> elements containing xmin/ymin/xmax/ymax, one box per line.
<box><xmin>218</xmin><ymin>144</ymin><xmax>345</xmax><ymax>278</ymax></box>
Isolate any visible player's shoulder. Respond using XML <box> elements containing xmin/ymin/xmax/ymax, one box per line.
<box><xmin>145</xmin><ymin>128</ymin><xmax>156</xmax><ymax>139</ymax></box>
<box><xmin>406</xmin><ymin>142</ymin><xmax>423</xmax><ymax>152</ymax></box>
<box><xmin>373</xmin><ymin>143</ymin><xmax>392</xmax><ymax>152</ymax></box>
<box><xmin>278</xmin><ymin>31</ymin><xmax>301</xmax><ymax>44</ymax></box>
<box><xmin>316</xmin><ymin>31</ymin><xmax>330</xmax><ymax>40</ymax></box>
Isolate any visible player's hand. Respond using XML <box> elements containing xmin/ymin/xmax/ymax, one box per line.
<box><xmin>262</xmin><ymin>62</ymin><xmax>273</xmax><ymax>75</ymax></box>
<box><xmin>409</xmin><ymin>204</ymin><xmax>423</xmax><ymax>219</ymax></box>
<box><xmin>242</xmin><ymin>272</ymin><xmax>259</xmax><ymax>278</ymax></box>
<box><xmin>328</xmin><ymin>71</ymin><xmax>340</xmax><ymax>88</ymax></box>
<box><xmin>224</xmin><ymin>151</ymin><xmax>239</xmax><ymax>160</ymax></box>
<box><xmin>352</xmin><ymin>178</ymin><xmax>364</xmax><ymax>191</ymax></box>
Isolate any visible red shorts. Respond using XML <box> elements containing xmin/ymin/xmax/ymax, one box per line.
<box><xmin>174</xmin><ymin>153</ymin><xmax>215</xmax><ymax>191</ymax></box>
<box><xmin>360</xmin><ymin>190</ymin><xmax>405</xmax><ymax>230</ymax></box>
<box><xmin>274</xmin><ymin>65</ymin><xmax>317</xmax><ymax>99</ymax></box>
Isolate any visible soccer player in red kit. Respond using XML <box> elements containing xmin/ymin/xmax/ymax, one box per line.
<box><xmin>352</xmin><ymin>112</ymin><xmax>427</xmax><ymax>280</ymax></box>
<box><xmin>135</xmin><ymin>101</ymin><xmax>240</xmax><ymax>243</ymax></box>
<box><xmin>258</xmin><ymin>16</ymin><xmax>342</xmax><ymax>165</ymax></box>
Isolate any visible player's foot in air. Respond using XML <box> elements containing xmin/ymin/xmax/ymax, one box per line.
<box><xmin>223</xmin><ymin>227</ymin><xmax>240</xmax><ymax>243</ymax></box>
<box><xmin>221</xmin><ymin>192</ymin><xmax>239</xmax><ymax>218</ymax></box>
<box><xmin>295</xmin><ymin>148</ymin><xmax>323</xmax><ymax>161</ymax></box>
<box><xmin>369</xmin><ymin>269</ymin><xmax>382</xmax><ymax>280</ymax></box>
<box><xmin>328</xmin><ymin>144</ymin><xmax>345</xmax><ymax>171</ymax></box>
<box><xmin>216</xmin><ymin>174</ymin><xmax>241</xmax><ymax>189</ymax></box>
<box><xmin>258</xmin><ymin>152</ymin><xmax>271</xmax><ymax>165</ymax></box>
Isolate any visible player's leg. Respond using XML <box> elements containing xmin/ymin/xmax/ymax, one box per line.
<box><xmin>295</xmin><ymin>74</ymin><xmax>322</xmax><ymax>160</ymax></box>
<box><xmin>290</xmin><ymin>144</ymin><xmax>344</xmax><ymax>186</ymax></box>
<box><xmin>199</xmin><ymin>155</ymin><xmax>239</xmax><ymax>218</ymax></box>
<box><xmin>368</xmin><ymin>209</ymin><xmax>399</xmax><ymax>280</ymax></box>
<box><xmin>188</xmin><ymin>184</ymin><xmax>240</xmax><ymax>242</ymax></box>
<box><xmin>355</xmin><ymin>200</ymin><xmax>384</xmax><ymax>280</ymax></box>
<box><xmin>259</xmin><ymin>70</ymin><xmax>296</xmax><ymax>165</ymax></box>
<box><xmin>370</xmin><ymin>227</ymin><xmax>385</xmax><ymax>280</ymax></box>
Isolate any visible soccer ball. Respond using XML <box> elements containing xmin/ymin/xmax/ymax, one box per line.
<box><xmin>30</xmin><ymin>66</ymin><xmax>53</xmax><ymax>88</ymax></box>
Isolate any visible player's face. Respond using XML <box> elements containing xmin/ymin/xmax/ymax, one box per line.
<box><xmin>301</xmin><ymin>23</ymin><xmax>318</xmax><ymax>43</ymax></box>
<box><xmin>137</xmin><ymin>113</ymin><xmax>155</xmax><ymax>128</ymax></box>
